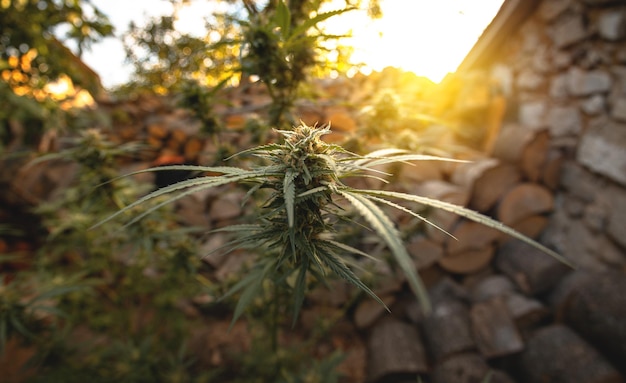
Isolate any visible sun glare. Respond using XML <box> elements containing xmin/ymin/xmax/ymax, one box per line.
<box><xmin>170</xmin><ymin>0</ymin><xmax>505</xmax><ymax>83</ymax></box>
<box><xmin>323</xmin><ymin>0</ymin><xmax>505</xmax><ymax>83</ymax></box>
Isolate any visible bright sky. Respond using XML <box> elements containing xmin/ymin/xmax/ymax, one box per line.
<box><xmin>82</xmin><ymin>0</ymin><xmax>504</xmax><ymax>88</ymax></box>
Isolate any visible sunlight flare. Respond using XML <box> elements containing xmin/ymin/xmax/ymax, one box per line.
<box><xmin>323</xmin><ymin>0</ymin><xmax>505</xmax><ymax>82</ymax></box>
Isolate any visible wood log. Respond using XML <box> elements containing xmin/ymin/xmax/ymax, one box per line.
<box><xmin>428</xmin><ymin>277</ymin><xmax>471</xmax><ymax>304</ymax></box>
<box><xmin>495</xmin><ymin>240</ymin><xmax>570</xmax><ymax>296</ymax></box>
<box><xmin>550</xmin><ymin>270</ymin><xmax>626</xmax><ymax>371</ymax></box>
<box><xmin>367</xmin><ymin>317</ymin><xmax>428</xmax><ymax>383</ymax></box>
<box><xmin>446</xmin><ymin>220</ymin><xmax>502</xmax><ymax>255</ymax></box>
<box><xmin>503</xmin><ymin>215</ymin><xmax>548</xmax><ymax>244</ymax></box>
<box><xmin>504</xmin><ymin>292</ymin><xmax>549</xmax><ymax>330</ymax></box>
<box><xmin>431</xmin><ymin>353</ymin><xmax>516</xmax><ymax>383</ymax></box>
<box><xmin>541</xmin><ymin>150</ymin><xmax>564</xmax><ymax>191</ymax></box>
<box><xmin>520</xmin><ymin>130</ymin><xmax>550</xmax><ymax>183</ymax></box>
<box><xmin>470</xmin><ymin>297</ymin><xmax>524</xmax><ymax>359</ymax></box>
<box><xmin>439</xmin><ymin>246</ymin><xmax>495</xmax><ymax>275</ymax></box>
<box><xmin>492</xmin><ymin>124</ymin><xmax>535</xmax><ymax>162</ymax></box>
<box><xmin>470</xmin><ymin>298</ymin><xmax>524</xmax><ymax>359</ymax></box>
<box><xmin>412</xmin><ymin>180</ymin><xmax>469</xmax><ymax>243</ymax></box>
<box><xmin>451</xmin><ymin>157</ymin><xmax>499</xmax><ymax>187</ymax></box>
<box><xmin>398</xmin><ymin>160</ymin><xmax>444</xmax><ymax>185</ymax></box>
<box><xmin>451</xmin><ymin>158</ymin><xmax>521</xmax><ymax>213</ymax></box>
<box><xmin>492</xmin><ymin>125</ymin><xmax>550</xmax><ymax>182</ymax></box>
<box><xmin>470</xmin><ymin>274</ymin><xmax>516</xmax><ymax>303</ymax></box>
<box><xmin>515</xmin><ymin>324</ymin><xmax>624</xmax><ymax>383</ymax></box>
<box><xmin>406</xmin><ymin>236</ymin><xmax>443</xmax><ymax>270</ymax></box>
<box><xmin>421</xmin><ymin>299</ymin><xmax>475</xmax><ymax>362</ymax></box>
<box><xmin>496</xmin><ymin>183</ymin><xmax>554</xmax><ymax>226</ymax></box>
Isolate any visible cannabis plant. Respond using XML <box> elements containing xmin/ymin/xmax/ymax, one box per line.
<box><xmin>95</xmin><ymin>124</ymin><xmax>571</xmax><ymax>322</ymax></box>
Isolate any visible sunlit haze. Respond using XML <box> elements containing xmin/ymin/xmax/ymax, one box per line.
<box><xmin>323</xmin><ymin>0</ymin><xmax>505</xmax><ymax>82</ymax></box>
<box><xmin>83</xmin><ymin>0</ymin><xmax>504</xmax><ymax>88</ymax></box>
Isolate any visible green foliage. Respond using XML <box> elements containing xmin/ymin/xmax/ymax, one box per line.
<box><xmin>122</xmin><ymin>10</ymin><xmax>240</xmax><ymax>93</ymax></box>
<box><xmin>0</xmin><ymin>129</ymin><xmax>218</xmax><ymax>381</ymax></box>
<box><xmin>0</xmin><ymin>0</ymin><xmax>113</xmax><ymax>92</ymax></box>
<box><xmin>96</xmin><ymin>124</ymin><xmax>570</xmax><ymax>323</ymax></box>
<box><xmin>120</xmin><ymin>0</ymin><xmax>364</xmax><ymax>127</ymax></box>
<box><xmin>236</xmin><ymin>1</ymin><xmax>353</xmax><ymax>127</ymax></box>
<box><xmin>0</xmin><ymin>0</ymin><xmax>114</xmax><ymax>151</ymax></box>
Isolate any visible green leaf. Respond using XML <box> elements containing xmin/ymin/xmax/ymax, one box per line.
<box><xmin>364</xmin><ymin>194</ymin><xmax>456</xmax><ymax>240</ymax></box>
<box><xmin>26</xmin><ymin>284</ymin><xmax>85</xmax><ymax>305</ymax></box>
<box><xmin>224</xmin><ymin>261</ymin><xmax>274</xmax><ymax>329</ymax></box>
<box><xmin>288</xmin><ymin>8</ymin><xmax>355</xmax><ymax>44</ymax></box>
<box><xmin>284</xmin><ymin>168</ymin><xmax>297</xmax><ymax>228</ymax></box>
<box><xmin>275</xmin><ymin>0</ymin><xmax>291</xmax><ymax>39</ymax></box>
<box><xmin>339</xmin><ymin>190</ymin><xmax>431</xmax><ymax>313</ymax></box>
<box><xmin>292</xmin><ymin>260</ymin><xmax>308</xmax><ymax>326</ymax></box>
<box><xmin>91</xmin><ymin>169</ymin><xmax>277</xmax><ymax>229</ymax></box>
<box><xmin>318</xmin><ymin>239</ymin><xmax>379</xmax><ymax>262</ymax></box>
<box><xmin>318</xmin><ymin>246</ymin><xmax>388</xmax><ymax>311</ymax></box>
<box><xmin>355</xmin><ymin>189</ymin><xmax>575</xmax><ymax>269</ymax></box>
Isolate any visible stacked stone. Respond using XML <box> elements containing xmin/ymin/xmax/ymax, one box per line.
<box><xmin>479</xmin><ymin>0</ymin><xmax>626</xmax><ymax>272</ymax></box>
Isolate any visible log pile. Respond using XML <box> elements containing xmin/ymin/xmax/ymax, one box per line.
<box><xmin>350</xmin><ymin>121</ymin><xmax>625</xmax><ymax>382</ymax></box>
<box><xmin>2</xmin><ymin>69</ymin><xmax>625</xmax><ymax>383</ymax></box>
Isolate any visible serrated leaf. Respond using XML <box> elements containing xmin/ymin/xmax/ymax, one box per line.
<box><xmin>288</xmin><ymin>8</ymin><xmax>354</xmax><ymax>44</ymax></box>
<box><xmin>364</xmin><ymin>194</ymin><xmax>456</xmax><ymax>240</ymax></box>
<box><xmin>292</xmin><ymin>260</ymin><xmax>308</xmax><ymax>326</ymax></box>
<box><xmin>91</xmin><ymin>169</ymin><xmax>274</xmax><ymax>229</ymax></box>
<box><xmin>275</xmin><ymin>0</ymin><xmax>291</xmax><ymax>39</ymax></box>
<box><xmin>339</xmin><ymin>190</ymin><xmax>431</xmax><ymax>313</ymax></box>
<box><xmin>284</xmin><ymin>168</ymin><xmax>297</xmax><ymax>228</ymax></box>
<box><xmin>355</xmin><ymin>189</ymin><xmax>575</xmax><ymax>269</ymax></box>
<box><xmin>318</xmin><ymin>246</ymin><xmax>388</xmax><ymax>310</ymax></box>
<box><xmin>318</xmin><ymin>239</ymin><xmax>378</xmax><ymax>262</ymax></box>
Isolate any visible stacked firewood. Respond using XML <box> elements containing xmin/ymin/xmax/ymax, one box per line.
<box><xmin>357</xmin><ymin>124</ymin><xmax>626</xmax><ymax>382</ymax></box>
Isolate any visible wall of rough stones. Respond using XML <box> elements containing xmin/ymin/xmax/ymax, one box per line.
<box><xmin>476</xmin><ymin>0</ymin><xmax>626</xmax><ymax>271</ymax></box>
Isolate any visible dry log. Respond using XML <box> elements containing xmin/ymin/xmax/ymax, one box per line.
<box><xmin>398</xmin><ymin>160</ymin><xmax>444</xmax><ymax>185</ymax></box>
<box><xmin>440</xmin><ymin>219</ymin><xmax>500</xmax><ymax>275</ymax></box>
<box><xmin>492</xmin><ymin>126</ymin><xmax>550</xmax><ymax>182</ymax></box>
<box><xmin>470</xmin><ymin>274</ymin><xmax>516</xmax><ymax>303</ymax></box>
<box><xmin>367</xmin><ymin>317</ymin><xmax>428</xmax><ymax>383</ymax></box>
<box><xmin>353</xmin><ymin>294</ymin><xmax>396</xmax><ymax>330</ymax></box>
<box><xmin>413</xmin><ymin>180</ymin><xmax>469</xmax><ymax>243</ymax></box>
<box><xmin>496</xmin><ymin>183</ymin><xmax>554</xmax><ymax>226</ymax></box>
<box><xmin>439</xmin><ymin>246</ymin><xmax>495</xmax><ymax>275</ymax></box>
<box><xmin>491</xmin><ymin>124</ymin><xmax>535</xmax><ymax>162</ymax></box>
<box><xmin>504</xmin><ymin>215</ymin><xmax>548</xmax><ymax>243</ymax></box>
<box><xmin>495</xmin><ymin>240</ymin><xmax>570</xmax><ymax>296</ymax></box>
<box><xmin>504</xmin><ymin>292</ymin><xmax>549</xmax><ymax>330</ymax></box>
<box><xmin>406</xmin><ymin>236</ymin><xmax>443</xmax><ymax>270</ymax></box>
<box><xmin>520</xmin><ymin>130</ymin><xmax>550</xmax><ymax>182</ymax></box>
<box><xmin>446</xmin><ymin>220</ymin><xmax>502</xmax><ymax>255</ymax></box>
<box><xmin>431</xmin><ymin>353</ymin><xmax>516</xmax><ymax>383</ymax></box>
<box><xmin>451</xmin><ymin>157</ymin><xmax>498</xmax><ymax>186</ymax></box>
<box><xmin>451</xmin><ymin>158</ymin><xmax>522</xmax><ymax>213</ymax></box>
<box><xmin>550</xmin><ymin>270</ymin><xmax>626</xmax><ymax>371</ymax></box>
<box><xmin>428</xmin><ymin>277</ymin><xmax>470</xmax><ymax>303</ymax></box>
<box><xmin>541</xmin><ymin>150</ymin><xmax>564</xmax><ymax>191</ymax></box>
<box><xmin>515</xmin><ymin>324</ymin><xmax>624</xmax><ymax>383</ymax></box>
<box><xmin>470</xmin><ymin>297</ymin><xmax>524</xmax><ymax>359</ymax></box>
<box><xmin>421</xmin><ymin>299</ymin><xmax>475</xmax><ymax>362</ymax></box>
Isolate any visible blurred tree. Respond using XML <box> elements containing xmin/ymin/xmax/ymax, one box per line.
<box><xmin>121</xmin><ymin>0</ymin><xmax>381</xmax><ymax>127</ymax></box>
<box><xmin>0</xmin><ymin>0</ymin><xmax>113</xmax><ymax>94</ymax></box>
<box><xmin>0</xmin><ymin>0</ymin><xmax>114</xmax><ymax>150</ymax></box>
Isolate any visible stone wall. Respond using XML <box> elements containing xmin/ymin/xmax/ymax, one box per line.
<box><xmin>479</xmin><ymin>0</ymin><xmax>626</xmax><ymax>271</ymax></box>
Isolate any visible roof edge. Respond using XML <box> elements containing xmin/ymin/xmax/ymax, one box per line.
<box><xmin>456</xmin><ymin>0</ymin><xmax>542</xmax><ymax>73</ymax></box>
